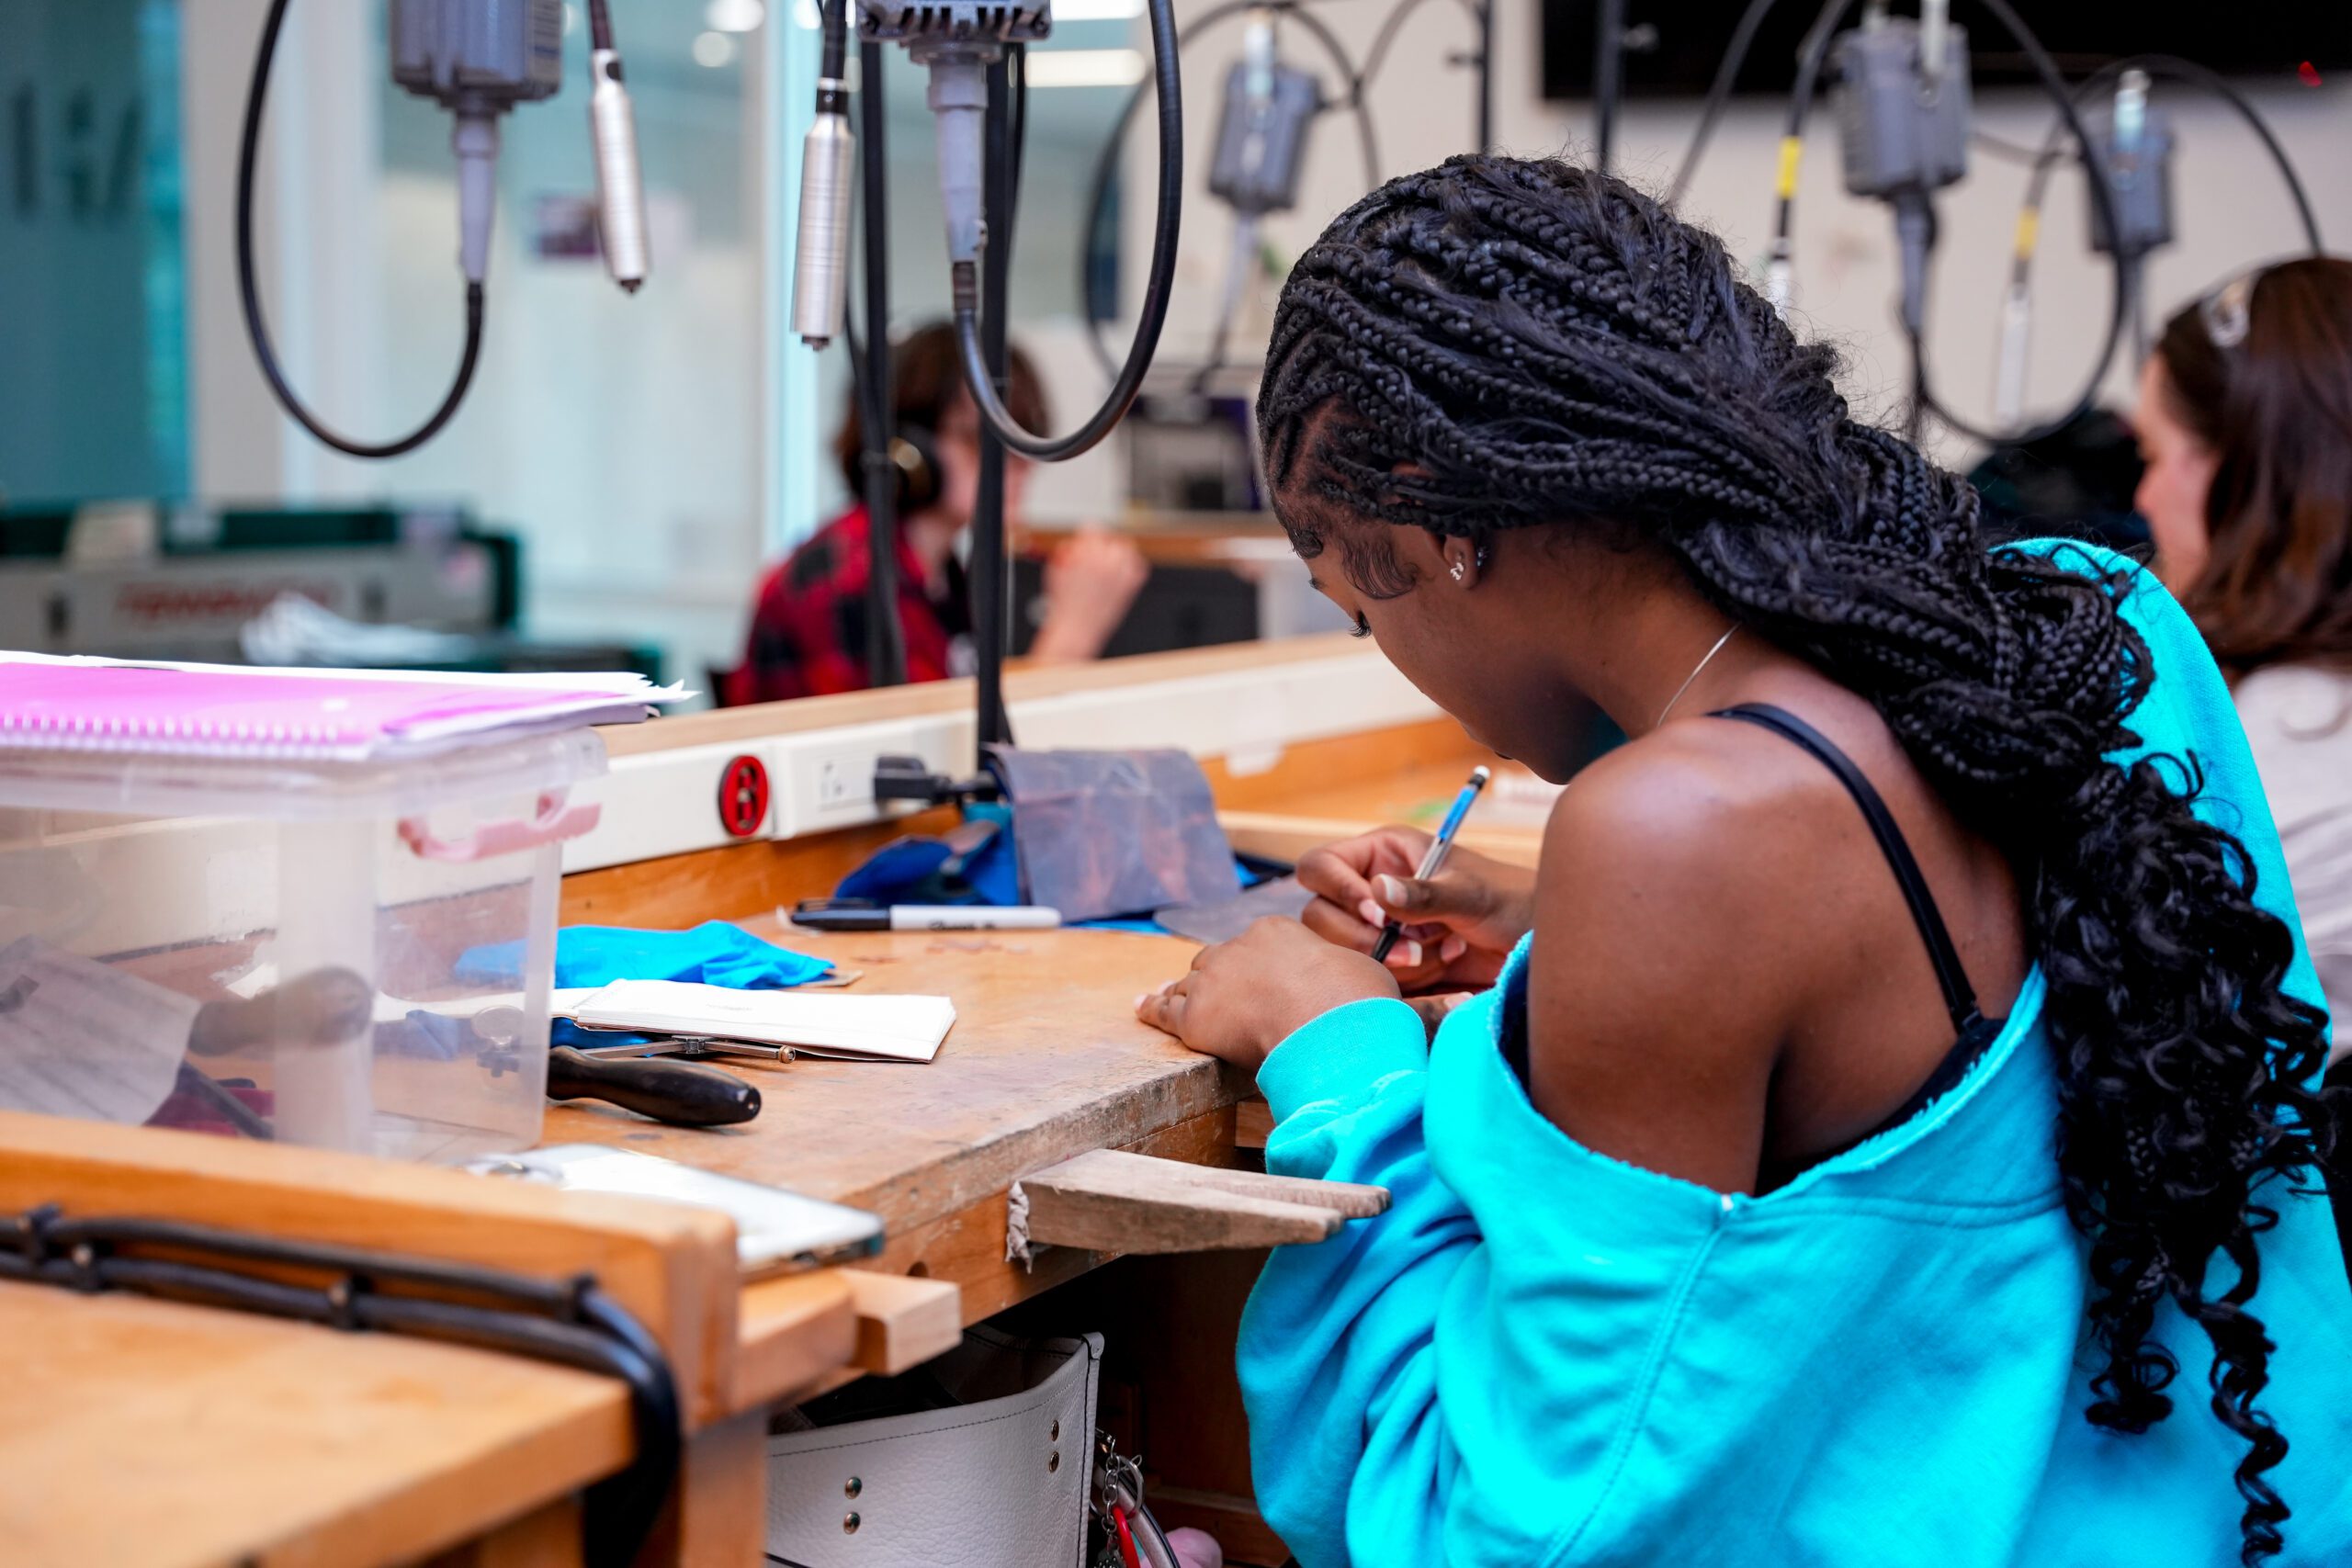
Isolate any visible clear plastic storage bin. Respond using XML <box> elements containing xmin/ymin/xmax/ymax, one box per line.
<box><xmin>0</xmin><ymin>729</ymin><xmax>604</xmax><ymax>1162</ymax></box>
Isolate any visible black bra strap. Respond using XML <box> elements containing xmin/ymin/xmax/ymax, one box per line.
<box><xmin>1710</xmin><ymin>703</ymin><xmax>1984</xmax><ymax>1032</ymax></box>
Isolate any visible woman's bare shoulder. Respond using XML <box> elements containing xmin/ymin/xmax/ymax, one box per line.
<box><xmin>1538</xmin><ymin>722</ymin><xmax>1853</xmax><ymax>905</ymax></box>
<box><xmin>1521</xmin><ymin>724</ymin><xmax>1864</xmax><ymax>1190</ymax></box>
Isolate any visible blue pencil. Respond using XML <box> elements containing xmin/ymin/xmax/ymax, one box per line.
<box><xmin>1371</xmin><ymin>764</ymin><xmax>1492</xmax><ymax>964</ymax></box>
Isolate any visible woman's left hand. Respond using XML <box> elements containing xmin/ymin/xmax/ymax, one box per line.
<box><xmin>1136</xmin><ymin>917</ymin><xmax>1398</xmax><ymax>1073</ymax></box>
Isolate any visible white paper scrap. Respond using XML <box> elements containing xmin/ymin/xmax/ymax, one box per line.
<box><xmin>0</xmin><ymin>937</ymin><xmax>199</xmax><ymax>1123</ymax></box>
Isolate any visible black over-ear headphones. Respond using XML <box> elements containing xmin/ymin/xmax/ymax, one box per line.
<box><xmin>887</xmin><ymin>425</ymin><xmax>944</xmax><ymax>513</ymax></box>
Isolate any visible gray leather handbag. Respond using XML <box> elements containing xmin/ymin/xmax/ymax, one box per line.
<box><xmin>766</xmin><ymin>1325</ymin><xmax>1179</xmax><ymax>1567</ymax></box>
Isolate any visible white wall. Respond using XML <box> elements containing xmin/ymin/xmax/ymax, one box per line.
<box><xmin>1097</xmin><ymin>0</ymin><xmax>2352</xmax><ymax>470</ymax></box>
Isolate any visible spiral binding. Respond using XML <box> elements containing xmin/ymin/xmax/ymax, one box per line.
<box><xmin>0</xmin><ymin>707</ymin><xmax>368</xmax><ymax>761</ymax></box>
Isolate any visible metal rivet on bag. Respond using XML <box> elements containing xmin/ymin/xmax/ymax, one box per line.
<box><xmin>1050</xmin><ymin>1419</ymin><xmax>1061</xmax><ymax>1440</ymax></box>
<box><xmin>844</xmin><ymin>1477</ymin><xmax>862</xmax><ymax>1499</ymax></box>
<box><xmin>843</xmin><ymin>1512</ymin><xmax>862</xmax><ymax>1535</ymax></box>
<box><xmin>1049</xmin><ymin>1450</ymin><xmax>1061</xmax><ymax>1472</ymax></box>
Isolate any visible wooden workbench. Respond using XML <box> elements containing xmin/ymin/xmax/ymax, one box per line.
<box><xmin>1018</xmin><ymin>512</ymin><xmax>1287</xmax><ymax>570</ymax></box>
<box><xmin>7</xmin><ymin>635</ymin><xmax>1535</xmax><ymax>1568</ymax></box>
<box><xmin>0</xmin><ymin>1109</ymin><xmax>856</xmax><ymax>1568</ymax></box>
<box><xmin>544</xmin><ymin>640</ymin><xmax>1538</xmax><ymax>1561</ymax></box>
<box><xmin>547</xmin><ymin>926</ymin><xmax>1225</xmax><ymax>1326</ymax></box>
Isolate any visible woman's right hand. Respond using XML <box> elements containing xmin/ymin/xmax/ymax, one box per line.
<box><xmin>1029</xmin><ymin>530</ymin><xmax>1150</xmax><ymax>663</ymax></box>
<box><xmin>1295</xmin><ymin>826</ymin><xmax>1535</xmax><ymax>992</ymax></box>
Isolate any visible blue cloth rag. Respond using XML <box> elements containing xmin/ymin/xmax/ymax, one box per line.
<box><xmin>456</xmin><ymin>920</ymin><xmax>834</xmax><ymax>992</ymax></box>
<box><xmin>835</xmin><ymin>807</ymin><xmax>1272</xmax><ymax>931</ymax></box>
<box><xmin>833</xmin><ymin>806</ymin><xmax>1024</xmax><ymax>908</ymax></box>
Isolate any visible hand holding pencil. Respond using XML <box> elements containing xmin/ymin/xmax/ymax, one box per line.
<box><xmin>1370</xmin><ymin>767</ymin><xmax>1492</xmax><ymax>961</ymax></box>
<box><xmin>1295</xmin><ymin>767</ymin><xmax>1536</xmax><ymax>992</ymax></box>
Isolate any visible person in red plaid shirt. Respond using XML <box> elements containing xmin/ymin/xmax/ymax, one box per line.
<box><xmin>723</xmin><ymin>324</ymin><xmax>1147</xmax><ymax>705</ymax></box>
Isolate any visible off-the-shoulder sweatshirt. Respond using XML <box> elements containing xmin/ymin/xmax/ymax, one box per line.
<box><xmin>1239</xmin><ymin>544</ymin><xmax>2352</xmax><ymax>1566</ymax></box>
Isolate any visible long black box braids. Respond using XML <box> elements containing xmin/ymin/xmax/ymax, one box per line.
<box><xmin>1259</xmin><ymin>153</ymin><xmax>2334</xmax><ymax>1565</ymax></box>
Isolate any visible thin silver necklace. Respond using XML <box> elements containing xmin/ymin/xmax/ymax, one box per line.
<box><xmin>1655</xmin><ymin>626</ymin><xmax>1740</xmax><ymax>729</ymax></box>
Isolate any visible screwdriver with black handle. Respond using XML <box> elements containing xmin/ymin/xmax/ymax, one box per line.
<box><xmin>546</xmin><ymin>1046</ymin><xmax>763</xmax><ymax>1127</ymax></box>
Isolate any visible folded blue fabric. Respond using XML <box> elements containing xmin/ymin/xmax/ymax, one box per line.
<box><xmin>455</xmin><ymin>920</ymin><xmax>834</xmax><ymax>991</ymax></box>
<box><xmin>834</xmin><ymin>807</ymin><xmax>1023</xmax><ymax>908</ymax></box>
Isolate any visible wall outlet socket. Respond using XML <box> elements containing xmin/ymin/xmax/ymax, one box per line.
<box><xmin>770</xmin><ymin>717</ymin><xmax>972</xmax><ymax>838</ymax></box>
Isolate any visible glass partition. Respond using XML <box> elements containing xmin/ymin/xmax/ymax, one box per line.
<box><xmin>368</xmin><ymin>0</ymin><xmax>766</xmax><ymax>690</ymax></box>
<box><xmin>0</xmin><ymin>0</ymin><xmax>1340</xmax><ymax>698</ymax></box>
<box><xmin>0</xmin><ymin>0</ymin><xmax>189</xmax><ymax>508</ymax></box>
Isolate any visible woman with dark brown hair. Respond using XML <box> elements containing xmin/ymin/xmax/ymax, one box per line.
<box><xmin>2136</xmin><ymin>257</ymin><xmax>2352</xmax><ymax>1050</ymax></box>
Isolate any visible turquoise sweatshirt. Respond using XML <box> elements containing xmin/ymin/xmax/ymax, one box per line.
<box><xmin>1240</xmin><ymin>546</ymin><xmax>2352</xmax><ymax>1566</ymax></box>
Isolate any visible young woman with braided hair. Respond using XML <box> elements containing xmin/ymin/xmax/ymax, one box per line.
<box><xmin>1135</xmin><ymin>156</ymin><xmax>2352</xmax><ymax>1566</ymax></box>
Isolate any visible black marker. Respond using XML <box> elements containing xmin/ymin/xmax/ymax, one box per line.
<box><xmin>791</xmin><ymin>899</ymin><xmax>1062</xmax><ymax>931</ymax></box>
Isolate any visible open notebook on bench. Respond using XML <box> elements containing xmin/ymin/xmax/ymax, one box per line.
<box><xmin>373</xmin><ymin>981</ymin><xmax>956</xmax><ymax>1064</ymax></box>
<box><xmin>570</xmin><ymin>980</ymin><xmax>956</xmax><ymax>1063</ymax></box>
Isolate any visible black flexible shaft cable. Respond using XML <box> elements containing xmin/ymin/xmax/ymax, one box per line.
<box><xmin>857</xmin><ymin>33</ymin><xmax>907</xmax><ymax>687</ymax></box>
<box><xmin>974</xmin><ymin>52</ymin><xmax>1018</xmax><ymax>745</ymax></box>
<box><xmin>956</xmin><ymin>0</ymin><xmax>1181</xmax><ymax>460</ymax></box>
<box><xmin>1008</xmin><ymin>39</ymin><xmax>1030</xmax><ymax>221</ymax></box>
<box><xmin>1770</xmin><ymin>0</ymin><xmax>1860</xmax><ymax>248</ymax></box>
<box><xmin>1765</xmin><ymin>0</ymin><xmax>2126</xmax><ymax>448</ymax></box>
<box><xmin>1593</xmin><ymin>0</ymin><xmax>1627</xmax><ymax>171</ymax></box>
<box><xmin>1664</xmin><ymin>0</ymin><xmax>1781</xmax><ymax>209</ymax></box>
<box><xmin>1077</xmin><ymin>0</ymin><xmax>1377</xmax><ymax>384</ymax></box>
<box><xmin>236</xmin><ymin>0</ymin><xmax>484</xmax><ymax>459</ymax></box>
<box><xmin>2</xmin><ymin>1210</ymin><xmax>681</xmax><ymax>1568</ymax></box>
<box><xmin>2012</xmin><ymin>52</ymin><xmax>2324</xmax><ymax>275</ymax></box>
<box><xmin>1357</xmin><ymin>0</ymin><xmax>1483</xmax><ymax>91</ymax></box>
<box><xmin>1899</xmin><ymin>0</ymin><xmax>2129</xmax><ymax>449</ymax></box>
<box><xmin>1973</xmin><ymin>53</ymin><xmax>2323</xmax><ymax>442</ymax></box>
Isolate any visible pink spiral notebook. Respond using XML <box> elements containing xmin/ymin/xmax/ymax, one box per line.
<box><xmin>0</xmin><ymin>654</ymin><xmax>681</xmax><ymax>761</ymax></box>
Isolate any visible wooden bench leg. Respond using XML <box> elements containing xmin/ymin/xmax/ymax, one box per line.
<box><xmin>634</xmin><ymin>1409</ymin><xmax>768</xmax><ymax>1568</ymax></box>
<box><xmin>436</xmin><ymin>1405</ymin><xmax>775</xmax><ymax>1567</ymax></box>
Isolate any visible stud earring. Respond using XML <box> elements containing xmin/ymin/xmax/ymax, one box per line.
<box><xmin>1450</xmin><ymin>561</ymin><xmax>1466</xmax><ymax>581</ymax></box>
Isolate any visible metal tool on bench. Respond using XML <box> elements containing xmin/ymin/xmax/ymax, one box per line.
<box><xmin>453</xmin><ymin>1002</ymin><xmax>765</xmax><ymax>1130</ymax></box>
<box><xmin>547</xmin><ymin>1040</ymin><xmax>763</xmax><ymax>1128</ymax></box>
<box><xmin>197</xmin><ymin>970</ymin><xmax>762</xmax><ymax>1133</ymax></box>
